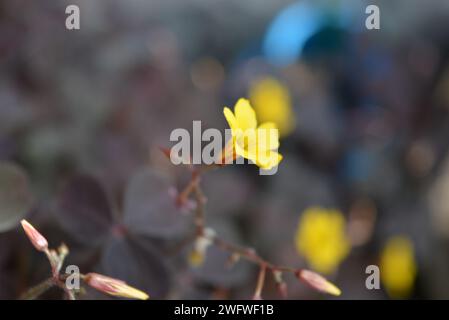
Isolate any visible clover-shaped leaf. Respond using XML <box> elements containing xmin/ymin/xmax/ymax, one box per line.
<box><xmin>56</xmin><ymin>175</ymin><xmax>115</xmax><ymax>245</ymax></box>
<box><xmin>192</xmin><ymin>246</ymin><xmax>251</xmax><ymax>288</ymax></box>
<box><xmin>123</xmin><ymin>168</ymin><xmax>189</xmax><ymax>239</ymax></box>
<box><xmin>101</xmin><ymin>236</ymin><xmax>172</xmax><ymax>299</ymax></box>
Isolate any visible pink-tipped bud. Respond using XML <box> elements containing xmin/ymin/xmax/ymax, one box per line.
<box><xmin>297</xmin><ymin>269</ymin><xmax>341</xmax><ymax>296</ymax></box>
<box><xmin>21</xmin><ymin>219</ymin><xmax>48</xmax><ymax>252</ymax></box>
<box><xmin>84</xmin><ymin>273</ymin><xmax>149</xmax><ymax>300</ymax></box>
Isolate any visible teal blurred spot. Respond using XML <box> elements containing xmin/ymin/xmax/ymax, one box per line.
<box><xmin>263</xmin><ymin>1</ymin><xmax>355</xmax><ymax>66</ymax></box>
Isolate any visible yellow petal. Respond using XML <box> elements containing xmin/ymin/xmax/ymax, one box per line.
<box><xmin>257</xmin><ymin>122</ymin><xmax>280</xmax><ymax>150</ymax></box>
<box><xmin>234</xmin><ymin>98</ymin><xmax>257</xmax><ymax>130</ymax></box>
<box><xmin>256</xmin><ymin>150</ymin><xmax>283</xmax><ymax>170</ymax></box>
<box><xmin>234</xmin><ymin>133</ymin><xmax>257</xmax><ymax>162</ymax></box>
<box><xmin>223</xmin><ymin>107</ymin><xmax>238</xmax><ymax>131</ymax></box>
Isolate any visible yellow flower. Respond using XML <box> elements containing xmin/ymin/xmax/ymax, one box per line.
<box><xmin>380</xmin><ymin>236</ymin><xmax>417</xmax><ymax>298</ymax></box>
<box><xmin>249</xmin><ymin>77</ymin><xmax>296</xmax><ymax>137</ymax></box>
<box><xmin>223</xmin><ymin>98</ymin><xmax>282</xmax><ymax>170</ymax></box>
<box><xmin>295</xmin><ymin>207</ymin><xmax>350</xmax><ymax>274</ymax></box>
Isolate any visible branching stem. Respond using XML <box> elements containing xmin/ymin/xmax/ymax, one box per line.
<box><xmin>178</xmin><ymin>167</ymin><xmax>304</xmax><ymax>298</ymax></box>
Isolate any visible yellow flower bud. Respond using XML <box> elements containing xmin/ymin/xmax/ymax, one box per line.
<box><xmin>297</xmin><ymin>269</ymin><xmax>341</xmax><ymax>296</ymax></box>
<box><xmin>84</xmin><ymin>273</ymin><xmax>149</xmax><ymax>300</ymax></box>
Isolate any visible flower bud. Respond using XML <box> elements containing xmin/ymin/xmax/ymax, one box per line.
<box><xmin>188</xmin><ymin>228</ymin><xmax>215</xmax><ymax>268</ymax></box>
<box><xmin>21</xmin><ymin>219</ymin><xmax>48</xmax><ymax>252</ymax></box>
<box><xmin>297</xmin><ymin>269</ymin><xmax>341</xmax><ymax>296</ymax></box>
<box><xmin>188</xmin><ymin>249</ymin><xmax>205</xmax><ymax>267</ymax></box>
<box><xmin>84</xmin><ymin>273</ymin><xmax>149</xmax><ymax>300</ymax></box>
<box><xmin>58</xmin><ymin>243</ymin><xmax>69</xmax><ymax>256</ymax></box>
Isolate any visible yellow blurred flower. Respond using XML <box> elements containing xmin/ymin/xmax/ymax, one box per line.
<box><xmin>295</xmin><ymin>207</ymin><xmax>350</xmax><ymax>274</ymax></box>
<box><xmin>188</xmin><ymin>249</ymin><xmax>205</xmax><ymax>267</ymax></box>
<box><xmin>380</xmin><ymin>236</ymin><xmax>417</xmax><ymax>298</ymax></box>
<box><xmin>249</xmin><ymin>77</ymin><xmax>296</xmax><ymax>137</ymax></box>
<box><xmin>223</xmin><ymin>98</ymin><xmax>282</xmax><ymax>170</ymax></box>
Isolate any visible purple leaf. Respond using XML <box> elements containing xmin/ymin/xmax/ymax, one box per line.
<box><xmin>101</xmin><ymin>235</ymin><xmax>172</xmax><ymax>299</ymax></box>
<box><xmin>56</xmin><ymin>175</ymin><xmax>115</xmax><ymax>245</ymax></box>
<box><xmin>123</xmin><ymin>168</ymin><xmax>189</xmax><ymax>239</ymax></box>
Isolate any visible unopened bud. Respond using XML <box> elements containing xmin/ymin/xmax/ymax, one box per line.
<box><xmin>58</xmin><ymin>243</ymin><xmax>69</xmax><ymax>256</ymax></box>
<box><xmin>297</xmin><ymin>269</ymin><xmax>341</xmax><ymax>296</ymax></box>
<box><xmin>188</xmin><ymin>249</ymin><xmax>205</xmax><ymax>267</ymax></box>
<box><xmin>84</xmin><ymin>273</ymin><xmax>149</xmax><ymax>300</ymax></box>
<box><xmin>188</xmin><ymin>228</ymin><xmax>215</xmax><ymax>268</ymax></box>
<box><xmin>21</xmin><ymin>220</ymin><xmax>48</xmax><ymax>252</ymax></box>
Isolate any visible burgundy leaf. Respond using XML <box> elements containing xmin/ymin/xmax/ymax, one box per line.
<box><xmin>56</xmin><ymin>175</ymin><xmax>115</xmax><ymax>245</ymax></box>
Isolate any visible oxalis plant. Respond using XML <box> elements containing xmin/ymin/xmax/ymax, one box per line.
<box><xmin>14</xmin><ymin>98</ymin><xmax>341</xmax><ymax>300</ymax></box>
<box><xmin>20</xmin><ymin>220</ymin><xmax>149</xmax><ymax>300</ymax></box>
<box><xmin>163</xmin><ymin>98</ymin><xmax>342</xmax><ymax>299</ymax></box>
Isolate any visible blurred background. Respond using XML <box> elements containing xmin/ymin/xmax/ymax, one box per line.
<box><xmin>2</xmin><ymin>0</ymin><xmax>449</xmax><ymax>299</ymax></box>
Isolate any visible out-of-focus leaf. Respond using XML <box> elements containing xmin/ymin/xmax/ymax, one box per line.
<box><xmin>56</xmin><ymin>175</ymin><xmax>114</xmax><ymax>245</ymax></box>
<box><xmin>192</xmin><ymin>246</ymin><xmax>251</xmax><ymax>288</ymax></box>
<box><xmin>101</xmin><ymin>236</ymin><xmax>172</xmax><ymax>299</ymax></box>
<box><xmin>0</xmin><ymin>162</ymin><xmax>34</xmax><ymax>232</ymax></box>
<box><xmin>202</xmin><ymin>170</ymin><xmax>252</xmax><ymax>217</ymax></box>
<box><xmin>191</xmin><ymin>220</ymin><xmax>251</xmax><ymax>287</ymax></box>
<box><xmin>123</xmin><ymin>168</ymin><xmax>189</xmax><ymax>239</ymax></box>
